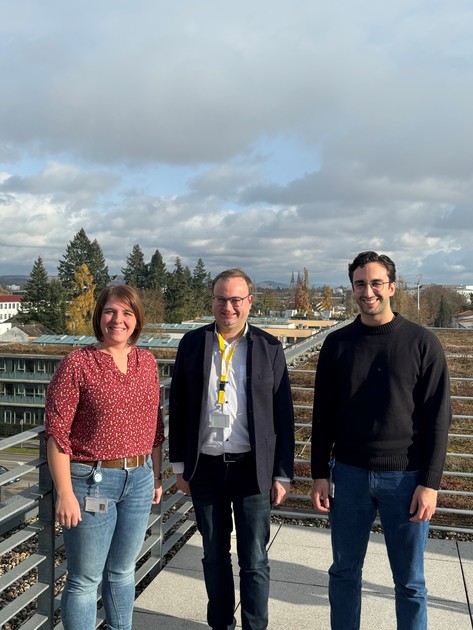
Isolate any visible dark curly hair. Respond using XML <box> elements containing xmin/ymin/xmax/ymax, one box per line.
<box><xmin>348</xmin><ymin>251</ymin><xmax>396</xmax><ymax>285</ymax></box>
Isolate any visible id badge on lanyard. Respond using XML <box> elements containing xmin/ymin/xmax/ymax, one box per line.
<box><xmin>84</xmin><ymin>462</ymin><xmax>109</xmax><ymax>513</ymax></box>
<box><xmin>209</xmin><ymin>410</ymin><xmax>230</xmax><ymax>429</ymax></box>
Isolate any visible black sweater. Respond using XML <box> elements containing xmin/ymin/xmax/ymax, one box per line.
<box><xmin>311</xmin><ymin>314</ymin><xmax>452</xmax><ymax>489</ymax></box>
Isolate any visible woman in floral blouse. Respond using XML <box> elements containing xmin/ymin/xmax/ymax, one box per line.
<box><xmin>45</xmin><ymin>284</ymin><xmax>165</xmax><ymax>630</ymax></box>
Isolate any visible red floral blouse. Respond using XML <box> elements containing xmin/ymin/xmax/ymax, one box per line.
<box><xmin>45</xmin><ymin>345</ymin><xmax>165</xmax><ymax>460</ymax></box>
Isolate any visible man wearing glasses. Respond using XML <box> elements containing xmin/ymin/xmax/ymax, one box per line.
<box><xmin>311</xmin><ymin>251</ymin><xmax>451</xmax><ymax>630</ymax></box>
<box><xmin>169</xmin><ymin>268</ymin><xmax>294</xmax><ymax>630</ymax></box>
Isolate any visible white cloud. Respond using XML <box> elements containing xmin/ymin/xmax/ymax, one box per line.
<box><xmin>0</xmin><ymin>0</ymin><xmax>472</xmax><ymax>287</ymax></box>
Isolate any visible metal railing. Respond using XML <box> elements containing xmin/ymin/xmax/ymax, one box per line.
<box><xmin>0</xmin><ymin>332</ymin><xmax>471</xmax><ymax>628</ymax></box>
<box><xmin>283</xmin><ymin>366</ymin><xmax>473</xmax><ymax>534</ymax></box>
<box><xmin>0</xmin><ymin>384</ymin><xmax>195</xmax><ymax>630</ymax></box>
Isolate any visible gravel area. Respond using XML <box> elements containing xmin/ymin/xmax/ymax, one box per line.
<box><xmin>271</xmin><ymin>513</ymin><xmax>473</xmax><ymax>541</ymax></box>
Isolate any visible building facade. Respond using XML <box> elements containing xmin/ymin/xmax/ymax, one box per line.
<box><xmin>0</xmin><ymin>348</ymin><xmax>175</xmax><ymax>434</ymax></box>
<box><xmin>0</xmin><ymin>294</ymin><xmax>23</xmax><ymax>322</ymax></box>
<box><xmin>0</xmin><ymin>352</ymin><xmax>59</xmax><ymax>429</ymax></box>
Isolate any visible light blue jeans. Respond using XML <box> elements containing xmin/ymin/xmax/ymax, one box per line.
<box><xmin>60</xmin><ymin>459</ymin><xmax>154</xmax><ymax>630</ymax></box>
<box><xmin>329</xmin><ymin>461</ymin><xmax>430</xmax><ymax>630</ymax></box>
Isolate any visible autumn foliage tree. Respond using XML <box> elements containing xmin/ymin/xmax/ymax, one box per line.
<box><xmin>67</xmin><ymin>264</ymin><xmax>96</xmax><ymax>335</ymax></box>
<box><xmin>320</xmin><ymin>285</ymin><xmax>333</xmax><ymax>312</ymax></box>
<box><xmin>294</xmin><ymin>268</ymin><xmax>311</xmax><ymax>315</ymax></box>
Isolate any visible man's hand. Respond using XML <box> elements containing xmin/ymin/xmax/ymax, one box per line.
<box><xmin>271</xmin><ymin>480</ymin><xmax>291</xmax><ymax>506</ymax></box>
<box><xmin>152</xmin><ymin>478</ymin><xmax>163</xmax><ymax>504</ymax></box>
<box><xmin>311</xmin><ymin>478</ymin><xmax>331</xmax><ymax>512</ymax></box>
<box><xmin>176</xmin><ymin>473</ymin><xmax>191</xmax><ymax>496</ymax></box>
<box><xmin>409</xmin><ymin>485</ymin><xmax>438</xmax><ymax>522</ymax></box>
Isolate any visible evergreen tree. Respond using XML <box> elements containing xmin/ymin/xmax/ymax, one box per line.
<box><xmin>89</xmin><ymin>238</ymin><xmax>110</xmax><ymax>293</ymax></box>
<box><xmin>122</xmin><ymin>244</ymin><xmax>148</xmax><ymax>288</ymax></box>
<box><xmin>165</xmin><ymin>257</ymin><xmax>193</xmax><ymax>323</ymax></box>
<box><xmin>421</xmin><ymin>285</ymin><xmax>464</xmax><ymax>326</ymax></box>
<box><xmin>67</xmin><ymin>264</ymin><xmax>96</xmax><ymax>335</ymax></box>
<box><xmin>47</xmin><ymin>278</ymin><xmax>67</xmax><ymax>333</ymax></box>
<box><xmin>138</xmin><ymin>287</ymin><xmax>165</xmax><ymax>324</ymax></box>
<box><xmin>147</xmin><ymin>249</ymin><xmax>168</xmax><ymax>291</ymax></box>
<box><xmin>434</xmin><ymin>296</ymin><xmax>452</xmax><ymax>328</ymax></box>
<box><xmin>58</xmin><ymin>228</ymin><xmax>110</xmax><ymax>298</ymax></box>
<box><xmin>192</xmin><ymin>258</ymin><xmax>212</xmax><ymax>316</ymax></box>
<box><xmin>17</xmin><ymin>257</ymin><xmax>50</xmax><ymax>325</ymax></box>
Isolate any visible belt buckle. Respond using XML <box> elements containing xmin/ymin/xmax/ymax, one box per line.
<box><xmin>123</xmin><ymin>456</ymin><xmax>138</xmax><ymax>470</ymax></box>
<box><xmin>223</xmin><ymin>453</ymin><xmax>235</xmax><ymax>464</ymax></box>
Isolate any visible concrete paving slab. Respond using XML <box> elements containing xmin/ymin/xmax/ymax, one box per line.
<box><xmin>359</xmin><ymin>589</ymin><xmax>471</xmax><ymax>630</ymax></box>
<box><xmin>267</xmin><ymin>525</ymin><xmax>331</xmax><ymax>587</ymax></box>
<box><xmin>268</xmin><ymin>581</ymin><xmax>330</xmax><ymax>628</ymax></box>
<box><xmin>458</xmin><ymin>539</ymin><xmax>473</xmax><ymax>562</ymax></box>
<box><xmin>133</xmin><ymin>525</ymin><xmax>473</xmax><ymax>629</ymax></box>
<box><xmin>135</xmin><ymin>565</ymin><xmax>225</xmax><ymax>625</ymax></box>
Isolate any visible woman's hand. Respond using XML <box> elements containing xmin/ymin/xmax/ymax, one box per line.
<box><xmin>55</xmin><ymin>491</ymin><xmax>82</xmax><ymax>528</ymax></box>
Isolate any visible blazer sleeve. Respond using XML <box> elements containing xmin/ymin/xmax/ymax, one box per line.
<box><xmin>272</xmin><ymin>342</ymin><xmax>295</xmax><ymax>480</ymax></box>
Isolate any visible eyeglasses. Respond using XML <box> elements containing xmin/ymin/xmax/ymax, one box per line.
<box><xmin>353</xmin><ymin>280</ymin><xmax>391</xmax><ymax>293</ymax></box>
<box><xmin>212</xmin><ymin>295</ymin><xmax>251</xmax><ymax>307</ymax></box>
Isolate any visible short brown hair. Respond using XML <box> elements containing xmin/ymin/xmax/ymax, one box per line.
<box><xmin>212</xmin><ymin>268</ymin><xmax>254</xmax><ymax>295</ymax></box>
<box><xmin>92</xmin><ymin>285</ymin><xmax>144</xmax><ymax>345</ymax></box>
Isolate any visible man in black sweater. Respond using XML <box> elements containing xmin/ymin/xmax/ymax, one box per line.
<box><xmin>311</xmin><ymin>251</ymin><xmax>451</xmax><ymax>630</ymax></box>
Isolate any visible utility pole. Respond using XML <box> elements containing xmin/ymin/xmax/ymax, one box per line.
<box><xmin>416</xmin><ymin>274</ymin><xmax>423</xmax><ymax>312</ymax></box>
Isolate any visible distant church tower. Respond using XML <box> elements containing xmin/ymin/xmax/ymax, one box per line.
<box><xmin>289</xmin><ymin>271</ymin><xmax>296</xmax><ymax>292</ymax></box>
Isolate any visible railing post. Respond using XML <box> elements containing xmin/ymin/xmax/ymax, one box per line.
<box><xmin>36</xmin><ymin>432</ymin><xmax>56</xmax><ymax>629</ymax></box>
<box><xmin>149</xmin><ymin>498</ymin><xmax>164</xmax><ymax>578</ymax></box>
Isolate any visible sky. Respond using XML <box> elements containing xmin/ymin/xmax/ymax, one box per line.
<box><xmin>1</xmin><ymin>0</ymin><xmax>472</xmax><ymax>288</ymax></box>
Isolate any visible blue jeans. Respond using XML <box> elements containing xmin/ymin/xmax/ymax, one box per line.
<box><xmin>60</xmin><ymin>459</ymin><xmax>154</xmax><ymax>630</ymax></box>
<box><xmin>329</xmin><ymin>461</ymin><xmax>429</xmax><ymax>630</ymax></box>
<box><xmin>190</xmin><ymin>455</ymin><xmax>271</xmax><ymax>630</ymax></box>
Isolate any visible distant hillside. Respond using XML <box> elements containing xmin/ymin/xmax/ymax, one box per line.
<box><xmin>0</xmin><ymin>275</ymin><xmax>28</xmax><ymax>289</ymax></box>
<box><xmin>256</xmin><ymin>280</ymin><xmax>289</xmax><ymax>290</ymax></box>
<box><xmin>1</xmin><ymin>274</ymin><xmax>288</xmax><ymax>291</ymax></box>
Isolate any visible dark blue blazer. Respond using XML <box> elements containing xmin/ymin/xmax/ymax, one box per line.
<box><xmin>169</xmin><ymin>323</ymin><xmax>295</xmax><ymax>493</ymax></box>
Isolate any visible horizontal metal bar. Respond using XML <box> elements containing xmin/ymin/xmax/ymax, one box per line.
<box><xmin>0</xmin><ymin>582</ymin><xmax>48</xmax><ymax>626</ymax></box>
<box><xmin>0</xmin><ymin>553</ymin><xmax>45</xmax><ymax>592</ymax></box>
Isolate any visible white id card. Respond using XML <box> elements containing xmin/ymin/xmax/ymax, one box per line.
<box><xmin>85</xmin><ymin>496</ymin><xmax>109</xmax><ymax>513</ymax></box>
<box><xmin>209</xmin><ymin>412</ymin><xmax>230</xmax><ymax>428</ymax></box>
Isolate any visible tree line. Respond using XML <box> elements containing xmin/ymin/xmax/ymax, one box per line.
<box><xmin>13</xmin><ymin>228</ymin><xmax>213</xmax><ymax>334</ymax></box>
<box><xmin>6</xmin><ymin>227</ymin><xmax>473</xmax><ymax>335</ymax></box>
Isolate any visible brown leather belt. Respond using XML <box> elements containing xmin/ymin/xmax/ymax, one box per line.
<box><xmin>74</xmin><ymin>454</ymin><xmax>150</xmax><ymax>469</ymax></box>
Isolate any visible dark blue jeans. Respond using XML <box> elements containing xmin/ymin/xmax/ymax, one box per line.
<box><xmin>329</xmin><ymin>461</ymin><xmax>429</xmax><ymax>630</ymax></box>
<box><xmin>190</xmin><ymin>455</ymin><xmax>271</xmax><ymax>630</ymax></box>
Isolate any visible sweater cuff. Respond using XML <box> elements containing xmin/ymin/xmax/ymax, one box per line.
<box><xmin>420</xmin><ymin>470</ymin><xmax>443</xmax><ymax>490</ymax></box>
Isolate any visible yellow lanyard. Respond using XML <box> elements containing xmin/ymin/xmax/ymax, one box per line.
<box><xmin>217</xmin><ymin>330</ymin><xmax>243</xmax><ymax>405</ymax></box>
